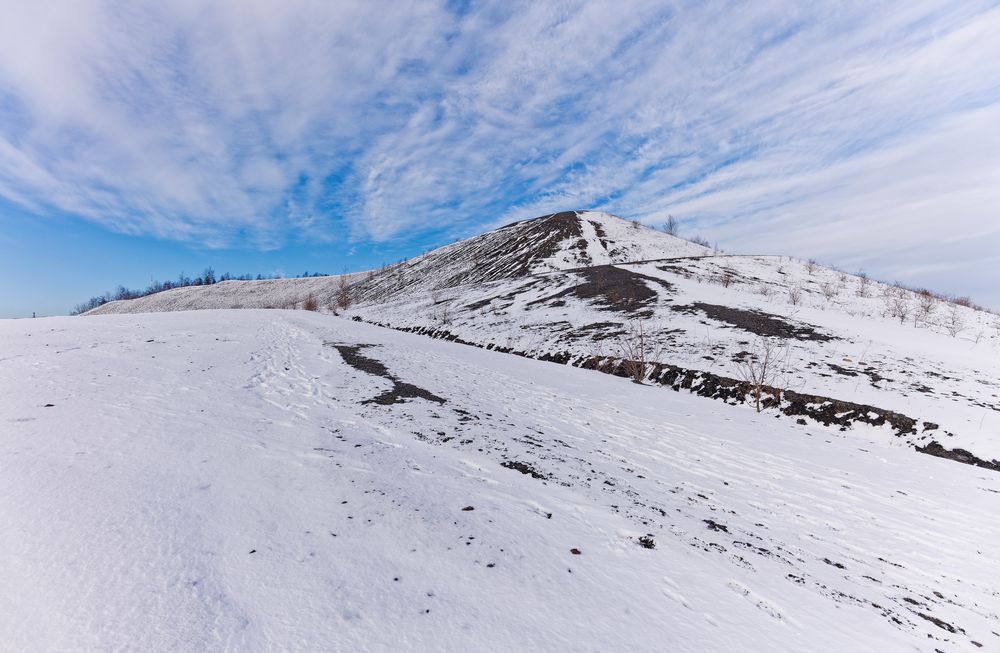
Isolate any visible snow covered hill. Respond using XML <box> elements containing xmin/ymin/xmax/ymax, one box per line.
<box><xmin>87</xmin><ymin>210</ymin><xmax>1000</xmax><ymax>470</ymax></box>
<box><xmin>2</xmin><ymin>310</ymin><xmax>998</xmax><ymax>651</ymax></box>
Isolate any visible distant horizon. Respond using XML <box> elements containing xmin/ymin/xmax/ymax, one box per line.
<box><xmin>2</xmin><ymin>2</ymin><xmax>999</xmax><ymax>317</ymax></box>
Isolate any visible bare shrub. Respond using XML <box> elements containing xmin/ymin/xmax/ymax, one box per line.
<box><xmin>884</xmin><ymin>289</ymin><xmax>910</xmax><ymax>324</ymax></box>
<box><xmin>805</xmin><ymin>259</ymin><xmax>817</xmax><ymax>275</ymax></box>
<box><xmin>914</xmin><ymin>289</ymin><xmax>937</xmax><ymax>327</ymax></box>
<box><xmin>787</xmin><ymin>286</ymin><xmax>803</xmax><ymax>306</ymax></box>
<box><xmin>615</xmin><ymin>320</ymin><xmax>662</xmax><ymax>383</ymax></box>
<box><xmin>756</xmin><ymin>284</ymin><xmax>774</xmax><ymax>298</ymax></box>
<box><xmin>335</xmin><ymin>275</ymin><xmax>353</xmax><ymax>310</ymax></box>
<box><xmin>690</xmin><ymin>235</ymin><xmax>711</xmax><ymax>248</ymax></box>
<box><xmin>945</xmin><ymin>305</ymin><xmax>965</xmax><ymax>337</ymax></box>
<box><xmin>819</xmin><ymin>281</ymin><xmax>839</xmax><ymax>301</ymax></box>
<box><xmin>890</xmin><ymin>298</ymin><xmax>910</xmax><ymax>324</ymax></box>
<box><xmin>303</xmin><ymin>294</ymin><xmax>319</xmax><ymax>312</ymax></box>
<box><xmin>720</xmin><ymin>270</ymin><xmax>735</xmax><ymax>288</ymax></box>
<box><xmin>432</xmin><ymin>296</ymin><xmax>453</xmax><ymax>326</ymax></box>
<box><xmin>856</xmin><ymin>272</ymin><xmax>871</xmax><ymax>298</ymax></box>
<box><xmin>733</xmin><ymin>336</ymin><xmax>790</xmax><ymax>412</ymax></box>
<box><xmin>433</xmin><ymin>307</ymin><xmax>452</xmax><ymax>326</ymax></box>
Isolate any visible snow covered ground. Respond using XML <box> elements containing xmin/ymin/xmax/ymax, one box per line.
<box><xmin>87</xmin><ymin>212</ymin><xmax>1000</xmax><ymax>466</ymax></box>
<box><xmin>2</xmin><ymin>310</ymin><xmax>998</xmax><ymax>651</ymax></box>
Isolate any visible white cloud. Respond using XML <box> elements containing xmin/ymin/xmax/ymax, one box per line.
<box><xmin>0</xmin><ymin>1</ymin><xmax>997</xmax><ymax>302</ymax></box>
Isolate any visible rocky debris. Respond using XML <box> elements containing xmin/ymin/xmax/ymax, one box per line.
<box><xmin>704</xmin><ymin>519</ymin><xmax>729</xmax><ymax>533</ymax></box>
<box><xmin>781</xmin><ymin>391</ymin><xmax>916</xmax><ymax>437</ymax></box>
<box><xmin>915</xmin><ymin>442</ymin><xmax>1000</xmax><ymax>472</ymax></box>
<box><xmin>501</xmin><ymin>460</ymin><xmax>549</xmax><ymax>479</ymax></box>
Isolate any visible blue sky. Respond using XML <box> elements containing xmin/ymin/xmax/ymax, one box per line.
<box><xmin>1</xmin><ymin>0</ymin><xmax>999</xmax><ymax>318</ymax></box>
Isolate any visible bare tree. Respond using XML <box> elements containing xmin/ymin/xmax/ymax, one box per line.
<box><xmin>733</xmin><ymin>336</ymin><xmax>790</xmax><ymax>413</ymax></box>
<box><xmin>615</xmin><ymin>320</ymin><xmax>662</xmax><ymax>383</ymax></box>
<box><xmin>662</xmin><ymin>215</ymin><xmax>679</xmax><ymax>236</ymax></box>
<box><xmin>787</xmin><ymin>286</ymin><xmax>803</xmax><ymax>306</ymax></box>
<box><xmin>805</xmin><ymin>259</ymin><xmax>817</xmax><ymax>275</ymax></box>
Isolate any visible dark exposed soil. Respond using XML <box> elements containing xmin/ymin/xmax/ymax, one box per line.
<box><xmin>671</xmin><ymin>302</ymin><xmax>833</xmax><ymax>341</ymax></box>
<box><xmin>329</xmin><ymin>343</ymin><xmax>445</xmax><ymax>406</ymax></box>
<box><xmin>529</xmin><ymin>265</ymin><xmax>672</xmax><ymax>316</ymax></box>
<box><xmin>350</xmin><ymin>211</ymin><xmax>586</xmax><ymax>304</ymax></box>
<box><xmin>915</xmin><ymin>611</ymin><xmax>963</xmax><ymax>634</ymax></box>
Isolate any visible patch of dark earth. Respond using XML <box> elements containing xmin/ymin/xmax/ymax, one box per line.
<box><xmin>349</xmin><ymin>211</ymin><xmax>582</xmax><ymax>304</ymax></box>
<box><xmin>671</xmin><ymin>302</ymin><xmax>833</xmax><ymax>341</ymax></box>
<box><xmin>327</xmin><ymin>343</ymin><xmax>446</xmax><ymax>406</ymax></box>
<box><xmin>528</xmin><ymin>265</ymin><xmax>673</xmax><ymax>316</ymax></box>
<box><xmin>827</xmin><ymin>362</ymin><xmax>887</xmax><ymax>386</ymax></box>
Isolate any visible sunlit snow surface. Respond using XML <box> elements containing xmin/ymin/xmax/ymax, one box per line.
<box><xmin>2</xmin><ymin>310</ymin><xmax>998</xmax><ymax>651</ymax></box>
<box><xmin>88</xmin><ymin>212</ymin><xmax>1000</xmax><ymax>463</ymax></box>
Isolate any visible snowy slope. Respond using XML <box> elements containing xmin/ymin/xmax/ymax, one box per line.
<box><xmin>2</xmin><ymin>310</ymin><xmax>998</xmax><ymax>651</ymax></box>
<box><xmin>86</xmin><ymin>273</ymin><xmax>364</xmax><ymax>313</ymax></box>
<box><xmin>86</xmin><ymin>210</ymin><xmax>1000</xmax><ymax>468</ymax></box>
<box><xmin>353</xmin><ymin>251</ymin><xmax>1000</xmax><ymax>464</ymax></box>
<box><xmin>88</xmin><ymin>211</ymin><xmax>707</xmax><ymax>314</ymax></box>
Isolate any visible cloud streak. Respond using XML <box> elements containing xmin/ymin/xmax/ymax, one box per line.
<box><xmin>0</xmin><ymin>1</ymin><xmax>998</xmax><ymax>300</ymax></box>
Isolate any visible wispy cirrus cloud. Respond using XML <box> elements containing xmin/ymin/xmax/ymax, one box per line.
<box><xmin>0</xmin><ymin>1</ymin><xmax>998</xmax><ymax>300</ymax></box>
